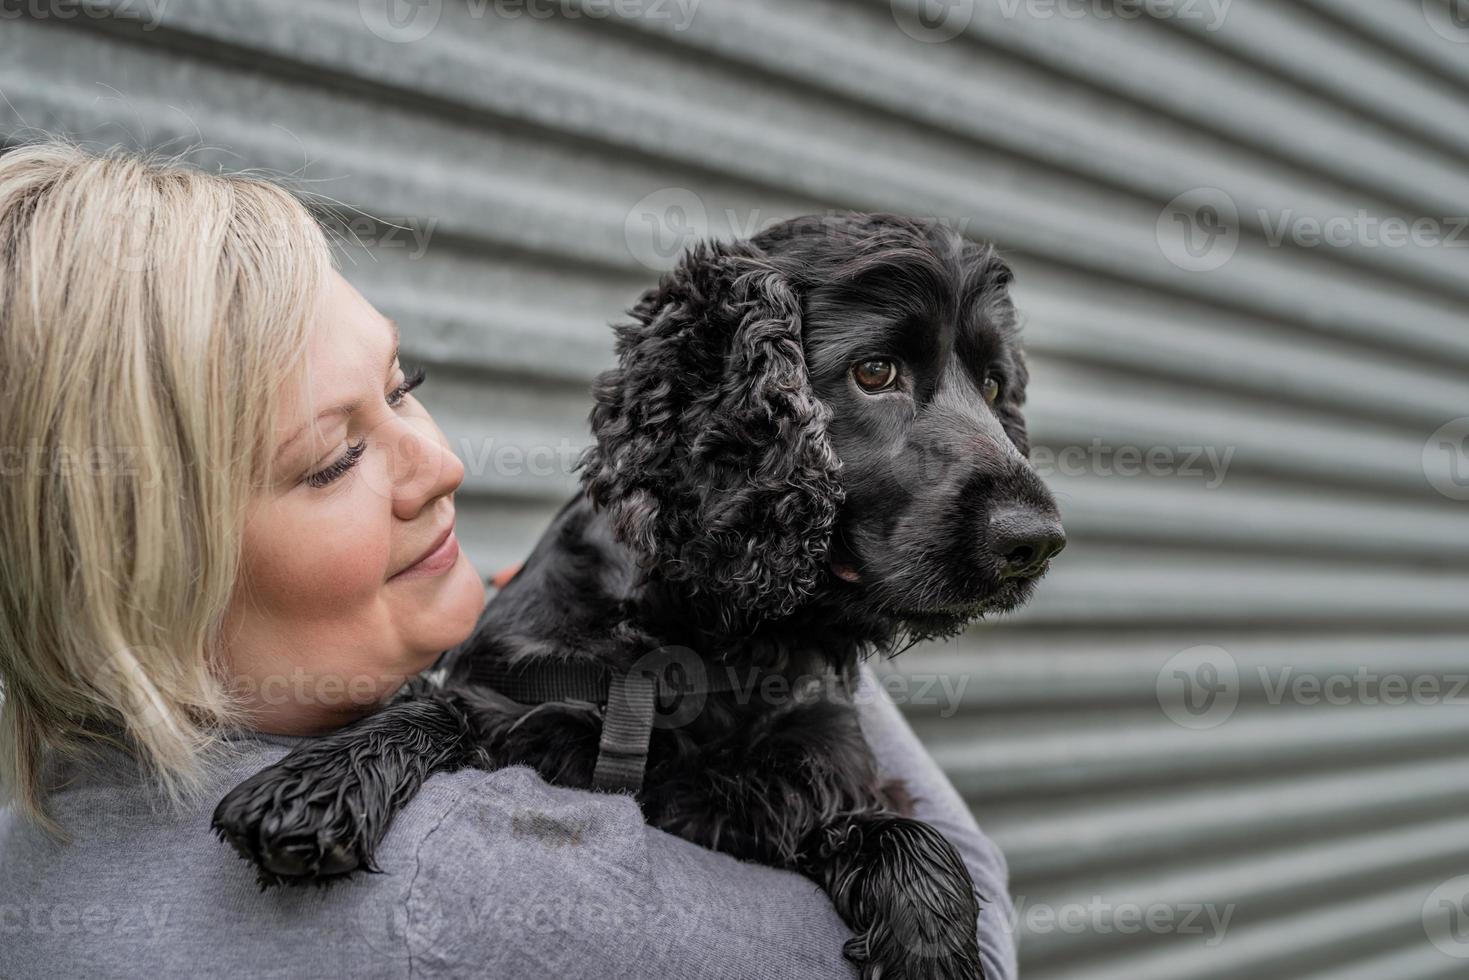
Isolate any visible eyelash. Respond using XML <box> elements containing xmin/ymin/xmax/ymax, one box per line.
<box><xmin>387</xmin><ymin>366</ymin><xmax>426</xmax><ymax>409</ymax></box>
<box><xmin>304</xmin><ymin>366</ymin><xmax>428</xmax><ymax>489</ymax></box>
<box><xmin>305</xmin><ymin>438</ymin><xmax>367</xmax><ymax>489</ymax></box>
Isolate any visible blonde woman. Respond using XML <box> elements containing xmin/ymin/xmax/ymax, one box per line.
<box><xmin>0</xmin><ymin>140</ymin><xmax>1016</xmax><ymax>979</ymax></box>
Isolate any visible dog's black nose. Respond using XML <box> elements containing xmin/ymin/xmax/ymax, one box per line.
<box><xmin>989</xmin><ymin>508</ymin><xmax>1066</xmax><ymax>578</ymax></box>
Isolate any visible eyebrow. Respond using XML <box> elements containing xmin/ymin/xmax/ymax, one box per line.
<box><xmin>274</xmin><ymin>319</ymin><xmax>400</xmax><ymax>465</ymax></box>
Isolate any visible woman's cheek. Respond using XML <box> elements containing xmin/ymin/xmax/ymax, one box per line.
<box><xmin>246</xmin><ymin>484</ymin><xmax>392</xmax><ymax>615</ymax></box>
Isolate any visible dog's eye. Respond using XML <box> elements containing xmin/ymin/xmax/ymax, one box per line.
<box><xmin>853</xmin><ymin>359</ymin><xmax>898</xmax><ymax>393</ymax></box>
<box><xmin>983</xmin><ymin>375</ymin><xmax>1001</xmax><ymax>405</ymax></box>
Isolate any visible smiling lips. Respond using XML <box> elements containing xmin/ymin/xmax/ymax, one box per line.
<box><xmin>390</xmin><ymin>523</ymin><xmax>458</xmax><ymax>581</ymax></box>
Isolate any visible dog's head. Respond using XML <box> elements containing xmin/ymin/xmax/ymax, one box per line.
<box><xmin>581</xmin><ymin>212</ymin><xmax>1063</xmax><ymax>638</ymax></box>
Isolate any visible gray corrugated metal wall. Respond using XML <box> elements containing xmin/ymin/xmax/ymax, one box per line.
<box><xmin>5</xmin><ymin>1</ymin><xmax>1468</xmax><ymax>976</ymax></box>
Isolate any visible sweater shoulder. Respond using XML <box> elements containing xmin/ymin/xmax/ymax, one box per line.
<box><xmin>399</xmin><ymin>764</ymin><xmax>858</xmax><ymax>979</ymax></box>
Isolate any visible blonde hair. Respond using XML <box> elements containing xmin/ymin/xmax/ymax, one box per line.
<box><xmin>0</xmin><ymin>138</ymin><xmax>333</xmax><ymax>829</ymax></box>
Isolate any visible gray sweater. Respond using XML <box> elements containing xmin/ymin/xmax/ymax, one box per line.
<box><xmin>0</xmin><ymin>662</ymin><xmax>1017</xmax><ymax>979</ymax></box>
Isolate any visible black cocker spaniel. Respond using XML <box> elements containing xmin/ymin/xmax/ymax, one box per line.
<box><xmin>214</xmin><ymin>212</ymin><xmax>1065</xmax><ymax>980</ymax></box>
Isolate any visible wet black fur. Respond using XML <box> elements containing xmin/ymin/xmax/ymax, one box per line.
<box><xmin>214</xmin><ymin>213</ymin><xmax>1063</xmax><ymax>980</ymax></box>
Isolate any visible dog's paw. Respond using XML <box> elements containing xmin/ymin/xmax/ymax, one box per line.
<box><xmin>843</xmin><ymin>926</ymin><xmax>984</xmax><ymax>980</ymax></box>
<box><xmin>821</xmin><ymin>816</ymin><xmax>986</xmax><ymax>980</ymax></box>
<box><xmin>211</xmin><ymin>748</ymin><xmax>383</xmax><ymax>889</ymax></box>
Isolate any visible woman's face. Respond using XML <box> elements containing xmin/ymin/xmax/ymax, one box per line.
<box><xmin>222</xmin><ymin>272</ymin><xmax>486</xmax><ymax>734</ymax></box>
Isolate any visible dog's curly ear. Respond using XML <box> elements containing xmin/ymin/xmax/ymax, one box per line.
<box><xmin>998</xmin><ymin>345</ymin><xmax>1032</xmax><ymax>457</ymax></box>
<box><xmin>978</xmin><ymin>255</ymin><xmax>1031</xmax><ymax>457</ymax></box>
<box><xmin>580</xmin><ymin>239</ymin><xmax>842</xmax><ymax>630</ymax></box>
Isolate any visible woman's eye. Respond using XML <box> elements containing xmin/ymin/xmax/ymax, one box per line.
<box><xmin>387</xmin><ymin>365</ymin><xmax>427</xmax><ymax>408</ymax></box>
<box><xmin>852</xmin><ymin>359</ymin><xmax>899</xmax><ymax>393</ymax></box>
<box><xmin>305</xmin><ymin>438</ymin><xmax>367</xmax><ymax>489</ymax></box>
<box><xmin>982</xmin><ymin>374</ymin><xmax>1001</xmax><ymax>405</ymax></box>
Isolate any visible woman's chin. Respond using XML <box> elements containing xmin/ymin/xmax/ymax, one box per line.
<box><xmin>396</xmin><ymin>553</ymin><xmax>487</xmax><ymax>658</ymax></box>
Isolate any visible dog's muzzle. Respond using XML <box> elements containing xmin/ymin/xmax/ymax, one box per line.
<box><xmin>988</xmin><ymin>505</ymin><xmax>1066</xmax><ymax>579</ymax></box>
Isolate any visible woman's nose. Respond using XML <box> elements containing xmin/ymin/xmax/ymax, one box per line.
<box><xmin>374</xmin><ymin>415</ymin><xmax>465</xmax><ymax>515</ymax></box>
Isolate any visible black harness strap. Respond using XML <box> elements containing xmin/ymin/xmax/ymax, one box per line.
<box><xmin>474</xmin><ymin>657</ymin><xmax>748</xmax><ymax>795</ymax></box>
<box><xmin>593</xmin><ymin>668</ymin><xmax>658</xmax><ymax>792</ymax></box>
